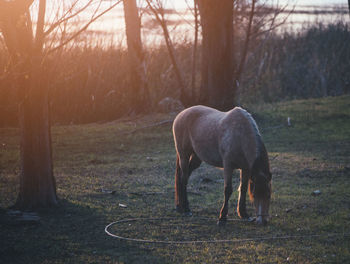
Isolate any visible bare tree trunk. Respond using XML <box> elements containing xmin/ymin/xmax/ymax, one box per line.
<box><xmin>123</xmin><ymin>0</ymin><xmax>150</xmax><ymax>113</ymax></box>
<box><xmin>191</xmin><ymin>0</ymin><xmax>199</xmax><ymax>102</ymax></box>
<box><xmin>235</xmin><ymin>0</ymin><xmax>256</xmax><ymax>84</ymax></box>
<box><xmin>0</xmin><ymin>0</ymin><xmax>57</xmax><ymax>210</ymax></box>
<box><xmin>1</xmin><ymin>0</ymin><xmax>122</xmax><ymax>210</ymax></box>
<box><xmin>197</xmin><ymin>0</ymin><xmax>235</xmax><ymax>110</ymax></box>
<box><xmin>16</xmin><ymin>57</ymin><xmax>57</xmax><ymax>209</ymax></box>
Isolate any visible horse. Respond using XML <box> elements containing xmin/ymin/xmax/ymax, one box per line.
<box><xmin>173</xmin><ymin>105</ymin><xmax>272</xmax><ymax>225</ymax></box>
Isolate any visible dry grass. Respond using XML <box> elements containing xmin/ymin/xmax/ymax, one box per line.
<box><xmin>0</xmin><ymin>95</ymin><xmax>350</xmax><ymax>263</ymax></box>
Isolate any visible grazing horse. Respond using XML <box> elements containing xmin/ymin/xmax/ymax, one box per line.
<box><xmin>173</xmin><ymin>105</ymin><xmax>272</xmax><ymax>225</ymax></box>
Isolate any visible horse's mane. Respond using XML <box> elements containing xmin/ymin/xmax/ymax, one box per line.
<box><xmin>235</xmin><ymin>107</ymin><xmax>261</xmax><ymax>157</ymax></box>
<box><xmin>233</xmin><ymin>107</ymin><xmax>270</xmax><ymax>202</ymax></box>
<box><xmin>247</xmin><ymin>135</ymin><xmax>271</xmax><ymax>202</ymax></box>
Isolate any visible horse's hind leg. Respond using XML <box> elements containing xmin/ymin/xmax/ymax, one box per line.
<box><xmin>175</xmin><ymin>153</ymin><xmax>192</xmax><ymax>215</ymax></box>
<box><xmin>237</xmin><ymin>169</ymin><xmax>250</xmax><ymax>219</ymax></box>
<box><xmin>175</xmin><ymin>154</ymin><xmax>183</xmax><ymax>212</ymax></box>
<box><xmin>181</xmin><ymin>153</ymin><xmax>202</xmax><ymax>214</ymax></box>
<box><xmin>218</xmin><ymin>164</ymin><xmax>233</xmax><ymax>225</ymax></box>
<box><xmin>175</xmin><ymin>152</ymin><xmax>201</xmax><ymax>215</ymax></box>
<box><xmin>189</xmin><ymin>153</ymin><xmax>202</xmax><ymax>175</ymax></box>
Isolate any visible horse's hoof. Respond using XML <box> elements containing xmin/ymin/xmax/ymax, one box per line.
<box><xmin>175</xmin><ymin>205</ymin><xmax>183</xmax><ymax>213</ymax></box>
<box><xmin>256</xmin><ymin>216</ymin><xmax>268</xmax><ymax>226</ymax></box>
<box><xmin>237</xmin><ymin>211</ymin><xmax>250</xmax><ymax>219</ymax></box>
<box><xmin>217</xmin><ymin>219</ymin><xmax>226</xmax><ymax>226</ymax></box>
<box><xmin>247</xmin><ymin>216</ymin><xmax>256</xmax><ymax>222</ymax></box>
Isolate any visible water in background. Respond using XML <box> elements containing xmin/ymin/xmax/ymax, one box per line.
<box><xmin>42</xmin><ymin>0</ymin><xmax>348</xmax><ymax>47</ymax></box>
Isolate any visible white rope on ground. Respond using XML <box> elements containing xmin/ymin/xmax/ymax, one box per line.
<box><xmin>105</xmin><ymin>217</ymin><xmax>350</xmax><ymax>245</ymax></box>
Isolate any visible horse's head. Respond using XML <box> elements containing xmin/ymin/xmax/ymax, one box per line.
<box><xmin>249</xmin><ymin>170</ymin><xmax>272</xmax><ymax>226</ymax></box>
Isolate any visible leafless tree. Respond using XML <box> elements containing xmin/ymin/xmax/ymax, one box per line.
<box><xmin>145</xmin><ymin>0</ymin><xmax>190</xmax><ymax>105</ymax></box>
<box><xmin>123</xmin><ymin>0</ymin><xmax>150</xmax><ymax>113</ymax></box>
<box><xmin>234</xmin><ymin>0</ymin><xmax>256</xmax><ymax>85</ymax></box>
<box><xmin>197</xmin><ymin>0</ymin><xmax>235</xmax><ymax>110</ymax></box>
<box><xmin>185</xmin><ymin>0</ymin><xmax>200</xmax><ymax>103</ymax></box>
<box><xmin>0</xmin><ymin>0</ymin><xmax>121</xmax><ymax>210</ymax></box>
<box><xmin>196</xmin><ymin>0</ymin><xmax>290</xmax><ymax>107</ymax></box>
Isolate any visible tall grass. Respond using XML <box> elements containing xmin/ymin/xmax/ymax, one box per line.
<box><xmin>240</xmin><ymin>21</ymin><xmax>350</xmax><ymax>104</ymax></box>
<box><xmin>0</xmin><ymin>21</ymin><xmax>349</xmax><ymax>126</ymax></box>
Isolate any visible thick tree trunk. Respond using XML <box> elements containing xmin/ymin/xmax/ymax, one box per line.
<box><xmin>0</xmin><ymin>0</ymin><xmax>57</xmax><ymax>210</ymax></box>
<box><xmin>197</xmin><ymin>0</ymin><xmax>235</xmax><ymax>111</ymax></box>
<box><xmin>15</xmin><ymin>59</ymin><xmax>57</xmax><ymax>210</ymax></box>
<box><xmin>191</xmin><ymin>1</ymin><xmax>199</xmax><ymax>103</ymax></box>
<box><xmin>123</xmin><ymin>0</ymin><xmax>149</xmax><ymax>113</ymax></box>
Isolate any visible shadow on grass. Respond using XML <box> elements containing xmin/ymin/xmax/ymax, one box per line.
<box><xmin>0</xmin><ymin>199</ymin><xmax>169</xmax><ymax>264</ymax></box>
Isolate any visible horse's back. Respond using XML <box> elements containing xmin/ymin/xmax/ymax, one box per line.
<box><xmin>173</xmin><ymin>105</ymin><xmax>261</xmax><ymax>169</ymax></box>
<box><xmin>173</xmin><ymin>105</ymin><xmax>224</xmax><ymax>139</ymax></box>
<box><xmin>173</xmin><ymin>105</ymin><xmax>222</xmax><ymax>124</ymax></box>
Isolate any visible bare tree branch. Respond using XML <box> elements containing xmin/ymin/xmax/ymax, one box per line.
<box><xmin>191</xmin><ymin>0</ymin><xmax>199</xmax><ymax>101</ymax></box>
<box><xmin>251</xmin><ymin>2</ymin><xmax>291</xmax><ymax>38</ymax></box>
<box><xmin>145</xmin><ymin>0</ymin><xmax>188</xmax><ymax>105</ymax></box>
<box><xmin>43</xmin><ymin>0</ymin><xmax>92</xmax><ymax>37</ymax></box>
<box><xmin>235</xmin><ymin>0</ymin><xmax>256</xmax><ymax>83</ymax></box>
<box><xmin>48</xmin><ymin>0</ymin><xmax>122</xmax><ymax>54</ymax></box>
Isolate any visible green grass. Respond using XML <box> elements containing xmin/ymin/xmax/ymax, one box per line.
<box><xmin>1</xmin><ymin>96</ymin><xmax>350</xmax><ymax>263</ymax></box>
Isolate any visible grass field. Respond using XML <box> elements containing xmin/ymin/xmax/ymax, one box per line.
<box><xmin>1</xmin><ymin>96</ymin><xmax>350</xmax><ymax>263</ymax></box>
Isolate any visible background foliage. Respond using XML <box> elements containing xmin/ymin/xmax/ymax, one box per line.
<box><xmin>0</xmin><ymin>20</ymin><xmax>349</xmax><ymax>126</ymax></box>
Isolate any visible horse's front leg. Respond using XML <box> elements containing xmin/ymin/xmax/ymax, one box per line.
<box><xmin>218</xmin><ymin>165</ymin><xmax>233</xmax><ymax>225</ymax></box>
<box><xmin>237</xmin><ymin>169</ymin><xmax>250</xmax><ymax>219</ymax></box>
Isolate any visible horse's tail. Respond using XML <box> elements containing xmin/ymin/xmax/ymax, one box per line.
<box><xmin>175</xmin><ymin>153</ymin><xmax>182</xmax><ymax>207</ymax></box>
